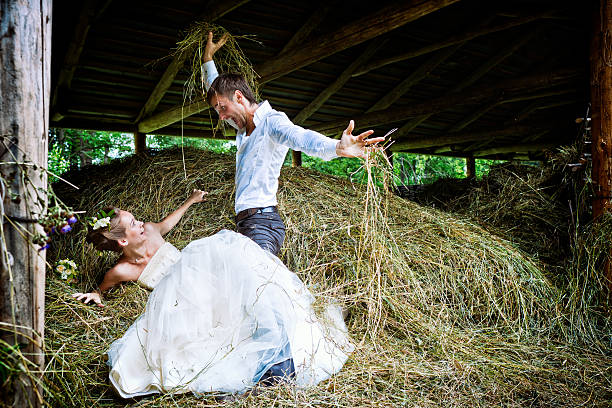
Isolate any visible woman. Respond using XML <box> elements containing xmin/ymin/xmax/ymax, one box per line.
<box><xmin>73</xmin><ymin>190</ymin><xmax>353</xmax><ymax>398</ymax></box>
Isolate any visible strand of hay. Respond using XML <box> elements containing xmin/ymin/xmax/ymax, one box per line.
<box><xmin>175</xmin><ymin>23</ymin><xmax>260</xmax><ymax>103</ymax></box>
<box><xmin>44</xmin><ymin>148</ymin><xmax>612</xmax><ymax>407</ymax></box>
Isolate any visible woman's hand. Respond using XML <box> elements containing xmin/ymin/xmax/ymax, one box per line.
<box><xmin>72</xmin><ymin>291</ymin><xmax>104</xmax><ymax>307</ymax></box>
<box><xmin>188</xmin><ymin>189</ymin><xmax>208</xmax><ymax>204</ymax></box>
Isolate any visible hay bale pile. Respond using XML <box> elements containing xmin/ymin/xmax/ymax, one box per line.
<box><xmin>45</xmin><ymin>148</ymin><xmax>612</xmax><ymax>407</ymax></box>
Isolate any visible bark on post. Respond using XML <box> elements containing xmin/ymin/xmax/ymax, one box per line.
<box><xmin>466</xmin><ymin>157</ymin><xmax>476</xmax><ymax>179</ymax></box>
<box><xmin>291</xmin><ymin>150</ymin><xmax>302</xmax><ymax>167</ymax></box>
<box><xmin>0</xmin><ymin>1</ymin><xmax>52</xmax><ymax>406</ymax></box>
<box><xmin>590</xmin><ymin>0</ymin><xmax>612</xmax><ymax>290</ymax></box>
<box><xmin>134</xmin><ymin>131</ymin><xmax>146</xmax><ymax>155</ymax></box>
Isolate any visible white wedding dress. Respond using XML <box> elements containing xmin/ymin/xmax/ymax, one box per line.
<box><xmin>107</xmin><ymin>230</ymin><xmax>353</xmax><ymax>398</ymax></box>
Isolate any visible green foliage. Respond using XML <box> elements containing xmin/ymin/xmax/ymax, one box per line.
<box><xmin>285</xmin><ymin>151</ymin><xmax>505</xmax><ymax>185</ymax></box>
<box><xmin>147</xmin><ymin>135</ymin><xmax>237</xmax><ymax>154</ymax></box>
<box><xmin>48</xmin><ymin>128</ymin><xmax>133</xmax><ymax>178</ymax></box>
<box><xmin>47</xmin><ymin>129</ymin><xmax>503</xmax><ymax>185</ymax></box>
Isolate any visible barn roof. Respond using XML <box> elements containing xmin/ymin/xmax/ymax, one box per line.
<box><xmin>50</xmin><ymin>0</ymin><xmax>590</xmax><ymax>160</ymax></box>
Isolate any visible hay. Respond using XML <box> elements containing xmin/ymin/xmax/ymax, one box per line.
<box><xmin>44</xmin><ymin>148</ymin><xmax>612</xmax><ymax>407</ymax></box>
<box><xmin>175</xmin><ymin>23</ymin><xmax>260</xmax><ymax>104</ymax></box>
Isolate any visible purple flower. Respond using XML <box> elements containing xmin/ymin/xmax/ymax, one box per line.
<box><xmin>67</xmin><ymin>215</ymin><xmax>77</xmax><ymax>225</ymax></box>
<box><xmin>51</xmin><ymin>226</ymin><xmax>57</xmax><ymax>234</ymax></box>
<box><xmin>60</xmin><ymin>224</ymin><xmax>72</xmax><ymax>234</ymax></box>
<box><xmin>39</xmin><ymin>243</ymin><xmax>50</xmax><ymax>251</ymax></box>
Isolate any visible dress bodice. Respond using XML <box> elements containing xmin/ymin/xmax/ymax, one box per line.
<box><xmin>136</xmin><ymin>242</ymin><xmax>181</xmax><ymax>290</ymax></box>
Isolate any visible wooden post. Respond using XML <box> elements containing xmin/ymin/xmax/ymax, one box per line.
<box><xmin>291</xmin><ymin>150</ymin><xmax>302</xmax><ymax>167</ymax></box>
<box><xmin>134</xmin><ymin>131</ymin><xmax>146</xmax><ymax>155</ymax></box>
<box><xmin>0</xmin><ymin>1</ymin><xmax>52</xmax><ymax>407</ymax></box>
<box><xmin>466</xmin><ymin>157</ymin><xmax>476</xmax><ymax>179</ymax></box>
<box><xmin>590</xmin><ymin>0</ymin><xmax>612</xmax><ymax>290</ymax></box>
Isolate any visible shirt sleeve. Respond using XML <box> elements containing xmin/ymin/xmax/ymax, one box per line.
<box><xmin>201</xmin><ymin>60</ymin><xmax>240</xmax><ymax>130</ymax></box>
<box><xmin>201</xmin><ymin>60</ymin><xmax>219</xmax><ymax>91</ymax></box>
<box><xmin>269</xmin><ymin>112</ymin><xmax>339</xmax><ymax>161</ymax></box>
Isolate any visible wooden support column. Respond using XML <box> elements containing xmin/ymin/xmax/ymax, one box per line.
<box><xmin>134</xmin><ymin>131</ymin><xmax>146</xmax><ymax>155</ymax></box>
<box><xmin>0</xmin><ymin>1</ymin><xmax>51</xmax><ymax>406</ymax></box>
<box><xmin>591</xmin><ymin>0</ymin><xmax>612</xmax><ymax>219</ymax></box>
<box><xmin>466</xmin><ymin>157</ymin><xmax>476</xmax><ymax>179</ymax></box>
<box><xmin>590</xmin><ymin>0</ymin><xmax>612</xmax><ymax>292</ymax></box>
<box><xmin>291</xmin><ymin>150</ymin><xmax>302</xmax><ymax>167</ymax></box>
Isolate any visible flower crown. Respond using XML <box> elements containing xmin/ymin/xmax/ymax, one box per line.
<box><xmin>88</xmin><ymin>209</ymin><xmax>115</xmax><ymax>231</ymax></box>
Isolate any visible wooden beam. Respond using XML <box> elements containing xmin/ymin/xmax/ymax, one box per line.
<box><xmin>50</xmin><ymin>0</ymin><xmax>98</xmax><ymax>121</ymax></box>
<box><xmin>278</xmin><ymin>2</ymin><xmax>336</xmax><ymax>55</ymax></box>
<box><xmin>134</xmin><ymin>131</ymin><xmax>146</xmax><ymax>154</ymax></box>
<box><xmin>311</xmin><ymin>68</ymin><xmax>580</xmax><ymax>134</ymax></box>
<box><xmin>134</xmin><ymin>0</ymin><xmax>251</xmax><ymax>123</ymax></box>
<box><xmin>256</xmin><ymin>0</ymin><xmax>461</xmax><ymax>83</ymax></box>
<box><xmin>465</xmin><ymin>157</ymin><xmax>476</xmax><ymax>178</ymax></box>
<box><xmin>367</xmin><ymin>43</ymin><xmax>461</xmax><ymax>113</ymax></box>
<box><xmin>590</xmin><ymin>0</ymin><xmax>612</xmax><ymax>296</ymax></box>
<box><xmin>1</xmin><ymin>1</ymin><xmax>51</xmax><ymax>406</ymax></box>
<box><xmin>473</xmin><ymin>141</ymin><xmax>557</xmax><ymax>157</ymax></box>
<box><xmin>395</xmin><ymin>29</ymin><xmax>538</xmax><ymax>135</ymax></box>
<box><xmin>138</xmin><ymin>100</ymin><xmax>210</xmax><ymax>133</ymax></box>
<box><xmin>353</xmin><ymin>9</ymin><xmax>555</xmax><ymax>77</ymax></box>
<box><xmin>390</xmin><ymin>122</ymin><xmax>557</xmax><ymax>151</ymax></box>
<box><xmin>293</xmin><ymin>40</ymin><xmax>383</xmax><ymax>125</ymax></box>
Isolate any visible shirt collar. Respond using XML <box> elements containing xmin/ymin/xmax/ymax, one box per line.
<box><xmin>253</xmin><ymin>100</ymin><xmax>272</xmax><ymax>128</ymax></box>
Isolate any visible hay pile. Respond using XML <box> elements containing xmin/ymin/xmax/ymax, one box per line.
<box><xmin>44</xmin><ymin>148</ymin><xmax>612</xmax><ymax>407</ymax></box>
<box><xmin>408</xmin><ymin>162</ymin><xmax>572</xmax><ymax>271</ymax></box>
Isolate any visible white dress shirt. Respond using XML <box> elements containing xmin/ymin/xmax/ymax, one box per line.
<box><xmin>202</xmin><ymin>61</ymin><xmax>339</xmax><ymax>214</ymax></box>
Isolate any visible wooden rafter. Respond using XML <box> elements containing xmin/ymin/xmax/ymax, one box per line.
<box><xmin>353</xmin><ymin>9</ymin><xmax>556</xmax><ymax>77</ymax></box>
<box><xmin>135</xmin><ymin>0</ymin><xmax>458</xmax><ymax>134</ymax></box>
<box><xmin>366</xmin><ymin>43</ymin><xmax>461</xmax><ymax>113</ymax></box>
<box><xmin>293</xmin><ymin>39</ymin><xmax>384</xmax><ymax>125</ymax></box>
<box><xmin>256</xmin><ymin>0</ymin><xmax>461</xmax><ymax>83</ymax></box>
<box><xmin>447</xmin><ymin>88</ymin><xmax>576</xmax><ymax>132</ymax></box>
<box><xmin>310</xmin><ymin>68</ymin><xmax>580</xmax><ymax>134</ymax></box>
<box><xmin>51</xmin><ymin>0</ymin><xmax>102</xmax><ymax>121</ymax></box>
<box><xmin>138</xmin><ymin>100</ymin><xmax>210</xmax><ymax>133</ymax></box>
<box><xmin>134</xmin><ymin>0</ymin><xmax>251</xmax><ymax>124</ymax></box>
<box><xmin>473</xmin><ymin>141</ymin><xmax>558</xmax><ymax>157</ymax></box>
<box><xmin>390</xmin><ymin>121</ymin><xmax>558</xmax><ymax>151</ymax></box>
<box><xmin>278</xmin><ymin>2</ymin><xmax>335</xmax><ymax>55</ymax></box>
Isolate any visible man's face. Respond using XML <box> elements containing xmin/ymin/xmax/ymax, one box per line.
<box><xmin>210</xmin><ymin>91</ymin><xmax>247</xmax><ymax>129</ymax></box>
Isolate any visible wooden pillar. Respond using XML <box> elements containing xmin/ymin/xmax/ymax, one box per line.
<box><xmin>134</xmin><ymin>131</ymin><xmax>146</xmax><ymax>155</ymax></box>
<box><xmin>466</xmin><ymin>157</ymin><xmax>476</xmax><ymax>179</ymax></box>
<box><xmin>591</xmin><ymin>0</ymin><xmax>612</xmax><ymax>289</ymax></box>
<box><xmin>0</xmin><ymin>1</ymin><xmax>52</xmax><ymax>407</ymax></box>
<box><xmin>291</xmin><ymin>150</ymin><xmax>302</xmax><ymax>167</ymax></box>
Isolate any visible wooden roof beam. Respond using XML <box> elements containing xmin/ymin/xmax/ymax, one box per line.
<box><xmin>278</xmin><ymin>2</ymin><xmax>336</xmax><ymax>55</ymax></box>
<box><xmin>138</xmin><ymin>100</ymin><xmax>210</xmax><ymax>133</ymax></box>
<box><xmin>134</xmin><ymin>0</ymin><xmax>251</xmax><ymax>124</ymax></box>
<box><xmin>310</xmin><ymin>68</ymin><xmax>580</xmax><ymax>134</ymax></box>
<box><xmin>366</xmin><ymin>43</ymin><xmax>462</xmax><ymax>113</ymax></box>
<box><xmin>51</xmin><ymin>0</ymin><xmax>108</xmax><ymax>122</ymax></box>
<box><xmin>256</xmin><ymin>0</ymin><xmax>461</xmax><ymax>83</ymax></box>
<box><xmin>136</xmin><ymin>0</ymin><xmax>456</xmax><ymax>133</ymax></box>
<box><xmin>293</xmin><ymin>39</ymin><xmax>384</xmax><ymax>125</ymax></box>
<box><xmin>394</xmin><ymin>29</ymin><xmax>539</xmax><ymax>136</ymax></box>
<box><xmin>390</xmin><ymin>121</ymin><xmax>557</xmax><ymax>151</ymax></box>
<box><xmin>353</xmin><ymin>9</ymin><xmax>556</xmax><ymax>77</ymax></box>
<box><xmin>473</xmin><ymin>141</ymin><xmax>558</xmax><ymax>157</ymax></box>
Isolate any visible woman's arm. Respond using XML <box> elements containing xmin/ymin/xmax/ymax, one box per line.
<box><xmin>71</xmin><ymin>266</ymin><xmax>127</xmax><ymax>307</ymax></box>
<box><xmin>151</xmin><ymin>189</ymin><xmax>207</xmax><ymax>236</ymax></box>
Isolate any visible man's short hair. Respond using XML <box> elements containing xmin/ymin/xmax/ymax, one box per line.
<box><xmin>206</xmin><ymin>73</ymin><xmax>257</xmax><ymax>105</ymax></box>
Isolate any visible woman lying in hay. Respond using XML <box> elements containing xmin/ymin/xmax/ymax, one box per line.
<box><xmin>72</xmin><ymin>189</ymin><xmax>353</xmax><ymax>398</ymax></box>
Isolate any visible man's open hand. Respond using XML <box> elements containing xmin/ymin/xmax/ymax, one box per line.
<box><xmin>204</xmin><ymin>31</ymin><xmax>229</xmax><ymax>62</ymax></box>
<box><xmin>336</xmin><ymin>120</ymin><xmax>386</xmax><ymax>159</ymax></box>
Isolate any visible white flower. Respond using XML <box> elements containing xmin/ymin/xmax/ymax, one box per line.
<box><xmin>60</xmin><ymin>272</ymin><xmax>68</xmax><ymax>280</ymax></box>
<box><xmin>93</xmin><ymin>217</ymin><xmax>111</xmax><ymax>231</ymax></box>
<box><xmin>57</xmin><ymin>265</ymin><xmax>66</xmax><ymax>273</ymax></box>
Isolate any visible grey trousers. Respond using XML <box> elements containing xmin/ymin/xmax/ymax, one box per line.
<box><xmin>236</xmin><ymin>212</ymin><xmax>286</xmax><ymax>256</ymax></box>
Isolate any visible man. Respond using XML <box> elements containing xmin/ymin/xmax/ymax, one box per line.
<box><xmin>203</xmin><ymin>32</ymin><xmax>385</xmax><ymax>256</ymax></box>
